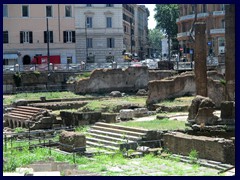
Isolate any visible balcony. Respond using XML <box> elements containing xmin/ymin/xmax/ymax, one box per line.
<box><xmin>177</xmin><ymin>32</ymin><xmax>190</xmax><ymax>38</ymax></box>
<box><xmin>210</xmin><ymin>28</ymin><xmax>225</xmax><ymax>34</ymax></box>
<box><xmin>213</xmin><ymin>11</ymin><xmax>225</xmax><ymax>16</ymax></box>
<box><xmin>176</xmin><ymin>12</ymin><xmax>209</xmax><ymax>22</ymax></box>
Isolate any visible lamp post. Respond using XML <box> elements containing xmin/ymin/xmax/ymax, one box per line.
<box><xmin>85</xmin><ymin>18</ymin><xmax>89</xmax><ymax>63</ymax></box>
<box><xmin>130</xmin><ymin>19</ymin><xmax>133</xmax><ymax>55</ymax></box>
<box><xmin>46</xmin><ymin>18</ymin><xmax>50</xmax><ymax>71</ymax></box>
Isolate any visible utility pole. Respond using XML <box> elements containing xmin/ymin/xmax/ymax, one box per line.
<box><xmin>46</xmin><ymin>18</ymin><xmax>50</xmax><ymax>71</ymax></box>
<box><xmin>85</xmin><ymin>18</ymin><xmax>88</xmax><ymax>63</ymax></box>
<box><xmin>130</xmin><ymin>18</ymin><xmax>133</xmax><ymax>55</ymax></box>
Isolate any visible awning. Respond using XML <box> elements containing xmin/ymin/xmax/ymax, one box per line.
<box><xmin>3</xmin><ymin>54</ymin><xmax>18</xmax><ymax>59</ymax></box>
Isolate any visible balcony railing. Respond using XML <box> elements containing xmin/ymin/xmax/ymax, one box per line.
<box><xmin>213</xmin><ymin>11</ymin><xmax>225</xmax><ymax>16</ymax></box>
<box><xmin>177</xmin><ymin>12</ymin><xmax>209</xmax><ymax>22</ymax></box>
<box><xmin>210</xmin><ymin>28</ymin><xmax>225</xmax><ymax>34</ymax></box>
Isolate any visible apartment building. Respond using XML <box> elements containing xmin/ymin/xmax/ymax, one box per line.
<box><xmin>75</xmin><ymin>4</ymin><xmax>149</xmax><ymax>63</ymax></box>
<box><xmin>3</xmin><ymin>4</ymin><xmax>76</xmax><ymax>65</ymax></box>
<box><xmin>74</xmin><ymin>4</ymin><xmax>124</xmax><ymax>63</ymax></box>
<box><xmin>176</xmin><ymin>4</ymin><xmax>226</xmax><ymax>61</ymax></box>
<box><xmin>134</xmin><ymin>5</ymin><xmax>149</xmax><ymax>60</ymax></box>
<box><xmin>3</xmin><ymin>4</ymin><xmax>149</xmax><ymax>65</ymax></box>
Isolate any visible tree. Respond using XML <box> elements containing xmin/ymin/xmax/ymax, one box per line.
<box><xmin>148</xmin><ymin>29</ymin><xmax>164</xmax><ymax>58</ymax></box>
<box><xmin>154</xmin><ymin>4</ymin><xmax>179</xmax><ymax>60</ymax></box>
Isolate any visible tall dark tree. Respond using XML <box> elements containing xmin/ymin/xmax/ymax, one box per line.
<box><xmin>154</xmin><ymin>4</ymin><xmax>179</xmax><ymax>60</ymax></box>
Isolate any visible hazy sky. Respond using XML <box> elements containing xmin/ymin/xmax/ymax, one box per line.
<box><xmin>143</xmin><ymin>4</ymin><xmax>157</xmax><ymax>30</ymax></box>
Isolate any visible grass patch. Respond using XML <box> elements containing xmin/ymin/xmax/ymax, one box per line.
<box><xmin>79</xmin><ymin>96</ymin><xmax>147</xmax><ymax>113</ymax></box>
<box><xmin>118</xmin><ymin>119</ymin><xmax>186</xmax><ymax>131</ymax></box>
<box><xmin>3</xmin><ymin>91</ymin><xmax>83</xmax><ymax>105</ymax></box>
<box><xmin>156</xmin><ymin>96</ymin><xmax>194</xmax><ymax>107</ymax></box>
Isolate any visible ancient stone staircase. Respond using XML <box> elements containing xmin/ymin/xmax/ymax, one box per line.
<box><xmin>86</xmin><ymin>122</ymin><xmax>149</xmax><ymax>151</ymax></box>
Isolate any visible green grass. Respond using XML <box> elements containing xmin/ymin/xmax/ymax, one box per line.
<box><xmin>156</xmin><ymin>96</ymin><xmax>194</xmax><ymax>107</ymax></box>
<box><xmin>3</xmin><ymin>91</ymin><xmax>83</xmax><ymax>105</ymax></box>
<box><xmin>118</xmin><ymin>118</ymin><xmax>186</xmax><ymax>131</ymax></box>
<box><xmin>79</xmin><ymin>96</ymin><xmax>147</xmax><ymax>113</ymax></box>
<box><xmin>3</xmin><ymin>143</ymin><xmax>221</xmax><ymax>176</ymax></box>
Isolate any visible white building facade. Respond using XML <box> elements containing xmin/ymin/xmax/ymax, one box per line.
<box><xmin>74</xmin><ymin>4</ymin><xmax>124</xmax><ymax>63</ymax></box>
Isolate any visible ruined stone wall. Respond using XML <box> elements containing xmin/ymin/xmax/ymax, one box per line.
<box><xmin>3</xmin><ymin>72</ymin><xmax>77</xmax><ymax>93</ymax></box>
<box><xmin>148</xmin><ymin>70</ymin><xmax>177</xmax><ymax>81</ymax></box>
<box><xmin>74</xmin><ymin>67</ymin><xmax>149</xmax><ymax>94</ymax></box>
<box><xmin>147</xmin><ymin>72</ymin><xmax>196</xmax><ymax>105</ymax></box>
<box><xmin>147</xmin><ymin>71</ymin><xmax>225</xmax><ymax>108</ymax></box>
<box><xmin>163</xmin><ymin>132</ymin><xmax>235</xmax><ymax>165</ymax></box>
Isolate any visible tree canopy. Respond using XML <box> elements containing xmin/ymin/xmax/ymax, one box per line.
<box><xmin>154</xmin><ymin>4</ymin><xmax>179</xmax><ymax>38</ymax></box>
<box><xmin>148</xmin><ymin>28</ymin><xmax>164</xmax><ymax>52</ymax></box>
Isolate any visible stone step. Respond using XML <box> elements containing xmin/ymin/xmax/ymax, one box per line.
<box><xmin>91</xmin><ymin>126</ymin><xmax>146</xmax><ymax>137</ymax></box>
<box><xmin>86</xmin><ymin>137</ymin><xmax>123</xmax><ymax>147</ymax></box>
<box><xmin>88</xmin><ymin>132</ymin><xmax>136</xmax><ymax>144</ymax></box>
<box><xmin>18</xmin><ymin>106</ymin><xmax>44</xmax><ymax>111</ymax></box>
<box><xmin>8</xmin><ymin>112</ymin><xmax>32</xmax><ymax>119</ymax></box>
<box><xmin>89</xmin><ymin>129</ymin><xmax>142</xmax><ymax>141</ymax></box>
<box><xmin>86</xmin><ymin>141</ymin><xmax>119</xmax><ymax>151</ymax></box>
<box><xmin>11</xmin><ymin>110</ymin><xmax>38</xmax><ymax>116</ymax></box>
<box><xmin>94</xmin><ymin>122</ymin><xmax>148</xmax><ymax>133</ymax></box>
<box><xmin>13</xmin><ymin>107</ymin><xmax>40</xmax><ymax>113</ymax></box>
<box><xmin>4</xmin><ymin>114</ymin><xmax>27</xmax><ymax>120</ymax></box>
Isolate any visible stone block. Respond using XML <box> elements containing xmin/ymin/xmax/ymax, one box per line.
<box><xmin>119</xmin><ymin>109</ymin><xmax>134</xmax><ymax>120</ymax></box>
<box><xmin>101</xmin><ymin>113</ymin><xmax>118</xmax><ymax>123</ymax></box>
<box><xmin>59</xmin><ymin>131</ymin><xmax>86</xmax><ymax>153</ymax></box>
<box><xmin>133</xmin><ymin>108</ymin><xmax>148</xmax><ymax>117</ymax></box>
<box><xmin>221</xmin><ymin>101</ymin><xmax>235</xmax><ymax>119</ymax></box>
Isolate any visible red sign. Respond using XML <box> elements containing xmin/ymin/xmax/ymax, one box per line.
<box><xmin>180</xmin><ymin>48</ymin><xmax>183</xmax><ymax>51</ymax></box>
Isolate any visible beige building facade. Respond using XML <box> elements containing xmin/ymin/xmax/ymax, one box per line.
<box><xmin>177</xmin><ymin>4</ymin><xmax>226</xmax><ymax>61</ymax></box>
<box><xmin>3</xmin><ymin>4</ymin><xmax>76</xmax><ymax>65</ymax></box>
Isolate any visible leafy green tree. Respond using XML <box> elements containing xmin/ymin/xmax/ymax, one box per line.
<box><xmin>148</xmin><ymin>29</ymin><xmax>164</xmax><ymax>57</ymax></box>
<box><xmin>154</xmin><ymin>4</ymin><xmax>179</xmax><ymax>60</ymax></box>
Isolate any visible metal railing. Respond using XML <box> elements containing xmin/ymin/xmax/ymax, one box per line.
<box><xmin>3</xmin><ymin>58</ymin><xmax>221</xmax><ymax>73</ymax></box>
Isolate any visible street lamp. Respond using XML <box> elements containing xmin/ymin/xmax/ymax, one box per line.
<box><xmin>85</xmin><ymin>18</ymin><xmax>89</xmax><ymax>63</ymax></box>
<box><xmin>130</xmin><ymin>19</ymin><xmax>134</xmax><ymax>55</ymax></box>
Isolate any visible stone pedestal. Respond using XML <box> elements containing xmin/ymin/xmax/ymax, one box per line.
<box><xmin>59</xmin><ymin>131</ymin><xmax>86</xmax><ymax>153</ymax></box>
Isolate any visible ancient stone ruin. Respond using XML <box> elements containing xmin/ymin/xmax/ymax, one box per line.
<box><xmin>59</xmin><ymin>131</ymin><xmax>86</xmax><ymax>153</ymax></box>
<box><xmin>147</xmin><ymin>71</ymin><xmax>225</xmax><ymax>108</ymax></box>
<box><xmin>73</xmin><ymin>67</ymin><xmax>149</xmax><ymax>94</ymax></box>
<box><xmin>187</xmin><ymin>96</ymin><xmax>235</xmax><ymax>132</ymax></box>
<box><xmin>3</xmin><ymin>106</ymin><xmax>56</xmax><ymax>130</ymax></box>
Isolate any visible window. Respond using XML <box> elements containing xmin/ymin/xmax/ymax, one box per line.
<box><xmin>107</xmin><ymin>38</ymin><xmax>115</xmax><ymax>48</ymax></box>
<box><xmin>46</xmin><ymin>5</ymin><xmax>52</xmax><ymax>17</ymax></box>
<box><xmin>86</xmin><ymin>4</ymin><xmax>92</xmax><ymax>7</ymax></box>
<box><xmin>67</xmin><ymin>56</ymin><xmax>72</xmax><ymax>64</ymax></box>
<box><xmin>106</xmin><ymin>4</ymin><xmax>113</xmax><ymax>7</ymax></box>
<box><xmin>63</xmin><ymin>31</ymin><xmax>75</xmax><ymax>43</ymax></box>
<box><xmin>191</xmin><ymin>5</ymin><xmax>195</xmax><ymax>14</ymax></box>
<box><xmin>22</xmin><ymin>5</ymin><xmax>29</xmax><ymax>17</ymax></box>
<box><xmin>220</xmin><ymin>4</ymin><xmax>225</xmax><ymax>11</ymax></box>
<box><xmin>3</xmin><ymin>4</ymin><xmax>8</xmax><ymax>17</ymax></box>
<box><xmin>20</xmin><ymin>31</ymin><xmax>33</xmax><ymax>43</ymax></box>
<box><xmin>221</xmin><ymin>19</ymin><xmax>225</xmax><ymax>28</ymax></box>
<box><xmin>3</xmin><ymin>31</ymin><xmax>8</xmax><ymax>43</ymax></box>
<box><xmin>86</xmin><ymin>38</ymin><xmax>93</xmax><ymax>48</ymax></box>
<box><xmin>202</xmin><ymin>4</ymin><xmax>207</xmax><ymax>13</ymax></box>
<box><xmin>44</xmin><ymin>31</ymin><xmax>53</xmax><ymax>43</ymax></box>
<box><xmin>106</xmin><ymin>17</ymin><xmax>112</xmax><ymax>28</ymax></box>
<box><xmin>65</xmin><ymin>5</ymin><xmax>72</xmax><ymax>17</ymax></box>
<box><xmin>218</xmin><ymin>37</ymin><xmax>225</xmax><ymax>46</ymax></box>
<box><xmin>86</xmin><ymin>17</ymin><xmax>92</xmax><ymax>28</ymax></box>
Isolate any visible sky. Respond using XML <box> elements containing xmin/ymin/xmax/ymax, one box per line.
<box><xmin>142</xmin><ymin>4</ymin><xmax>157</xmax><ymax>30</ymax></box>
